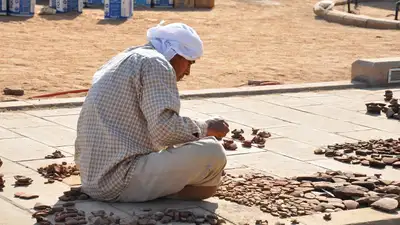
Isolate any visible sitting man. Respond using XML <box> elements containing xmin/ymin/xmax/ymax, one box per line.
<box><xmin>74</xmin><ymin>21</ymin><xmax>230</xmax><ymax>203</ymax></box>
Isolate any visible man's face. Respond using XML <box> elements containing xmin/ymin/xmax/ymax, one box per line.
<box><xmin>170</xmin><ymin>55</ymin><xmax>195</xmax><ymax>81</ymax></box>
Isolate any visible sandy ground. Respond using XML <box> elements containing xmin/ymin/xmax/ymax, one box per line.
<box><xmin>0</xmin><ymin>0</ymin><xmax>399</xmax><ymax>101</ymax></box>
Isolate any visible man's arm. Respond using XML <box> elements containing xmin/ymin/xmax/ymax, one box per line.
<box><xmin>138</xmin><ymin>57</ymin><xmax>208</xmax><ymax>149</ymax></box>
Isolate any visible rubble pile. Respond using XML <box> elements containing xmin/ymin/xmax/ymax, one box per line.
<box><xmin>366</xmin><ymin>90</ymin><xmax>400</xmax><ymax>120</ymax></box>
<box><xmin>129</xmin><ymin>208</ymin><xmax>227</xmax><ymax>225</ymax></box>
<box><xmin>32</xmin><ymin>202</ymin><xmax>230</xmax><ymax>225</ymax></box>
<box><xmin>223</xmin><ymin>128</ymin><xmax>271</xmax><ymax>150</ymax></box>
<box><xmin>59</xmin><ymin>186</ymin><xmax>90</xmax><ymax>201</ymax></box>
<box><xmin>45</xmin><ymin>150</ymin><xmax>66</xmax><ymax>159</ymax></box>
<box><xmin>37</xmin><ymin>162</ymin><xmax>80</xmax><ymax>182</ymax></box>
<box><xmin>14</xmin><ymin>175</ymin><xmax>33</xmax><ymax>186</ymax></box>
<box><xmin>215</xmin><ymin>170</ymin><xmax>400</xmax><ymax>219</ymax></box>
<box><xmin>314</xmin><ymin>138</ymin><xmax>400</xmax><ymax>169</ymax></box>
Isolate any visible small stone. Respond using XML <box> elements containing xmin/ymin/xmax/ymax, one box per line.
<box><xmin>371</xmin><ymin>198</ymin><xmax>399</xmax><ymax>213</ymax></box>
<box><xmin>323</xmin><ymin>213</ymin><xmax>331</xmax><ymax>221</ymax></box>
<box><xmin>382</xmin><ymin>157</ymin><xmax>399</xmax><ymax>165</ymax></box>
<box><xmin>333</xmin><ymin>185</ymin><xmax>368</xmax><ymax>199</ymax></box>
<box><xmin>393</xmin><ymin>161</ymin><xmax>400</xmax><ymax>169</ymax></box>
<box><xmin>343</xmin><ymin>200</ymin><xmax>359</xmax><ymax>210</ymax></box>
<box><xmin>351</xmin><ymin>181</ymin><xmax>376</xmax><ymax>190</ymax></box>
<box><xmin>369</xmin><ymin>160</ymin><xmax>386</xmax><ymax>169</ymax></box>
<box><xmin>314</xmin><ymin>148</ymin><xmax>326</xmax><ymax>154</ymax></box>
<box><xmin>356</xmin><ymin>196</ymin><xmax>381</xmax><ymax>206</ymax></box>
<box><xmin>361</xmin><ymin>160</ymin><xmax>370</xmax><ymax>166</ymax></box>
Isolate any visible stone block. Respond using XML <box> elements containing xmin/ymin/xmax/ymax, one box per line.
<box><xmin>366</xmin><ymin>18</ymin><xmax>400</xmax><ymax>30</ymax></box>
<box><xmin>351</xmin><ymin>57</ymin><xmax>400</xmax><ymax>86</ymax></box>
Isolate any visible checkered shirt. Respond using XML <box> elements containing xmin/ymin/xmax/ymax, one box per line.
<box><xmin>74</xmin><ymin>44</ymin><xmax>208</xmax><ymax>201</ymax></box>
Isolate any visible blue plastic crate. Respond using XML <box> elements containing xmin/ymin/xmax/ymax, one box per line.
<box><xmin>7</xmin><ymin>0</ymin><xmax>35</xmax><ymax>16</ymax></box>
<box><xmin>104</xmin><ymin>0</ymin><xmax>133</xmax><ymax>19</ymax></box>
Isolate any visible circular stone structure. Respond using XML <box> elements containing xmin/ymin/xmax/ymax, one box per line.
<box><xmin>313</xmin><ymin>0</ymin><xmax>400</xmax><ymax>29</ymax></box>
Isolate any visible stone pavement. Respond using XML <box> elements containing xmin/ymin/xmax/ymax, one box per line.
<box><xmin>1</xmin><ymin>87</ymin><xmax>400</xmax><ymax>225</ymax></box>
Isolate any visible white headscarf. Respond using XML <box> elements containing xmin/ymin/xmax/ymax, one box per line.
<box><xmin>146</xmin><ymin>21</ymin><xmax>203</xmax><ymax>61</ymax></box>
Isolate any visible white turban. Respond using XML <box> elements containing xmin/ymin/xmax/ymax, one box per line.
<box><xmin>146</xmin><ymin>21</ymin><xmax>203</xmax><ymax>61</ymax></box>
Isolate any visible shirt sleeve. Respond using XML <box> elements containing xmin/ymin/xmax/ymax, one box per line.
<box><xmin>138</xmin><ymin>56</ymin><xmax>208</xmax><ymax>149</ymax></box>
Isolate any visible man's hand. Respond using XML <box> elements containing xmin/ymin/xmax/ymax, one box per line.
<box><xmin>205</xmin><ymin>117</ymin><xmax>230</xmax><ymax>139</ymax></box>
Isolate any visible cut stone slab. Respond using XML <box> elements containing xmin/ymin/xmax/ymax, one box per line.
<box><xmin>351</xmin><ymin>57</ymin><xmax>400</xmax><ymax>86</ymax></box>
<box><xmin>10</xmin><ymin>125</ymin><xmax>76</xmax><ymax>147</ymax></box>
<box><xmin>227</xmin><ymin>151</ymin><xmax>325</xmax><ymax>178</ymax></box>
<box><xmin>181</xmin><ymin>101</ymin><xmax>242</xmax><ymax>114</ymax></box>
<box><xmin>0</xmin><ymin>127</ymin><xmax>21</xmax><ymax>139</ymax></box>
<box><xmin>0</xmin><ymin>157</ymin><xmax>37</xmax><ymax>178</ymax></box>
<box><xmin>111</xmin><ymin>198</ymin><xmax>205</xmax><ymax>216</ymax></box>
<box><xmin>179</xmin><ymin>108</ymin><xmax>211</xmax><ymax>121</ymax></box>
<box><xmin>0</xmin><ymin>198</ymin><xmax>36</xmax><ymax>224</ymax></box>
<box><xmin>309</xmin><ymin>159</ymin><xmax>400</xmax><ymax>181</ymax></box>
<box><xmin>216</xmin><ymin>110</ymin><xmax>291</xmax><ymax>129</ymax></box>
<box><xmin>267</xmin><ymin>125</ymin><xmax>356</xmax><ymax>146</ymax></box>
<box><xmin>0</xmin><ymin>174</ymin><xmax>71</xmax><ymax>210</ymax></box>
<box><xmin>0</xmin><ymin>115</ymin><xmax>55</xmax><ymax>129</ymax></box>
<box><xmin>338</xmin><ymin>129</ymin><xmax>397</xmax><ymax>142</ymax></box>
<box><xmin>42</xmin><ymin>115</ymin><xmax>79</xmax><ymax>130</ymax></box>
<box><xmin>262</xmin><ymin>138</ymin><xmax>327</xmax><ymax>161</ymax></box>
<box><xmin>0</xmin><ymin>137</ymin><xmax>64</xmax><ymax>161</ymax></box>
<box><xmin>196</xmin><ymin>197</ymin><xmax>281</xmax><ymax>225</ymax></box>
<box><xmin>24</xmin><ymin>107</ymin><xmax>82</xmax><ymax>117</ymax></box>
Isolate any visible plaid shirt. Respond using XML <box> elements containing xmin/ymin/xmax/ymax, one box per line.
<box><xmin>75</xmin><ymin>44</ymin><xmax>208</xmax><ymax>201</ymax></box>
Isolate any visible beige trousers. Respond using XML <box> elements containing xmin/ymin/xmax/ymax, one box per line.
<box><xmin>117</xmin><ymin>136</ymin><xmax>227</xmax><ymax>202</ymax></box>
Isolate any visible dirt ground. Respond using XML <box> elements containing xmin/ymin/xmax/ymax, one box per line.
<box><xmin>0</xmin><ymin>0</ymin><xmax>399</xmax><ymax>101</ymax></box>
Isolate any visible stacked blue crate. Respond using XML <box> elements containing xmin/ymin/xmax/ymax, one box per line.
<box><xmin>0</xmin><ymin>0</ymin><xmax>7</xmax><ymax>15</ymax></box>
<box><xmin>7</xmin><ymin>0</ymin><xmax>35</xmax><ymax>16</ymax></box>
<box><xmin>152</xmin><ymin>0</ymin><xmax>172</xmax><ymax>8</ymax></box>
<box><xmin>104</xmin><ymin>0</ymin><xmax>133</xmax><ymax>19</ymax></box>
<box><xmin>49</xmin><ymin>0</ymin><xmax>83</xmax><ymax>13</ymax></box>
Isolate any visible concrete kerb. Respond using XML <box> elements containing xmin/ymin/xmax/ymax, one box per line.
<box><xmin>314</xmin><ymin>0</ymin><xmax>400</xmax><ymax>29</ymax></box>
<box><xmin>0</xmin><ymin>81</ymin><xmax>370</xmax><ymax>111</ymax></box>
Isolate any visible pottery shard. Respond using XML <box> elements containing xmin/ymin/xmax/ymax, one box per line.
<box><xmin>333</xmin><ymin>185</ymin><xmax>368</xmax><ymax>199</ymax></box>
<box><xmin>371</xmin><ymin>198</ymin><xmax>399</xmax><ymax>213</ymax></box>
<box><xmin>343</xmin><ymin>200</ymin><xmax>359</xmax><ymax>210</ymax></box>
<box><xmin>351</xmin><ymin>181</ymin><xmax>376</xmax><ymax>190</ymax></box>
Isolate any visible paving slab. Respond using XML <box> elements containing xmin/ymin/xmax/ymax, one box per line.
<box><xmin>0</xmin><ymin>137</ymin><xmax>63</xmax><ymax>161</ymax></box>
<box><xmin>267</xmin><ymin>125</ymin><xmax>357</xmax><ymax>146</ymax></box>
<box><xmin>24</xmin><ymin>107</ymin><xmax>82</xmax><ymax>117</ymax></box>
<box><xmin>197</xmin><ymin>197</ymin><xmax>281</xmax><ymax>225</ymax></box>
<box><xmin>10</xmin><ymin>125</ymin><xmax>76</xmax><ymax>147</ymax></box>
<box><xmin>215</xmin><ymin>110</ymin><xmax>291</xmax><ymax>129</ymax></box>
<box><xmin>0</xmin><ymin>113</ymin><xmax>56</xmax><ymax>129</ymax></box>
<box><xmin>262</xmin><ymin>138</ymin><xmax>327</xmax><ymax>161</ymax></box>
<box><xmin>309</xmin><ymin>158</ymin><xmax>400</xmax><ymax>181</ymax></box>
<box><xmin>1</xmin><ymin>87</ymin><xmax>400</xmax><ymax>225</ymax></box>
<box><xmin>227</xmin><ymin>151</ymin><xmax>325</xmax><ymax>178</ymax></box>
<box><xmin>0</xmin><ymin>198</ymin><xmax>35</xmax><ymax>225</ymax></box>
<box><xmin>338</xmin><ymin>129</ymin><xmax>397</xmax><ymax>141</ymax></box>
<box><xmin>42</xmin><ymin>114</ymin><xmax>79</xmax><ymax>130</ymax></box>
<box><xmin>0</xmin><ymin>126</ymin><xmax>21</xmax><ymax>139</ymax></box>
<box><xmin>0</xmin><ymin>157</ymin><xmax>37</xmax><ymax>178</ymax></box>
<box><xmin>0</xmin><ymin>173</ymin><xmax>71</xmax><ymax>210</ymax></box>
